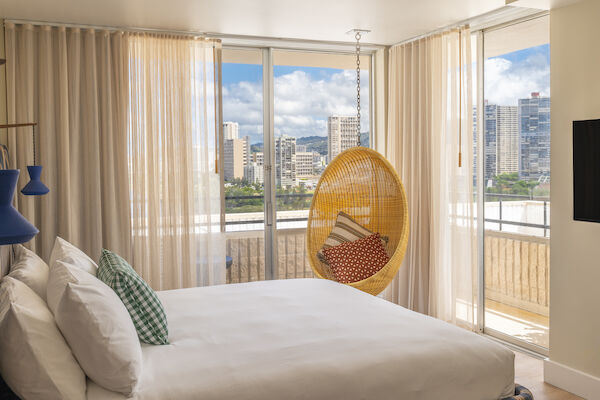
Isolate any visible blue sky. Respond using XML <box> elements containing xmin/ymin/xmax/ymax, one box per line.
<box><xmin>222</xmin><ymin>64</ymin><xmax>369</xmax><ymax>144</ymax></box>
<box><xmin>484</xmin><ymin>43</ymin><xmax>550</xmax><ymax>106</ymax></box>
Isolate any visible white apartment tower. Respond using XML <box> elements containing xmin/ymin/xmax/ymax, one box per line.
<box><xmin>496</xmin><ymin>106</ymin><xmax>519</xmax><ymax>175</ymax></box>
<box><xmin>224</xmin><ymin>135</ymin><xmax>250</xmax><ymax>180</ymax></box>
<box><xmin>223</xmin><ymin>121</ymin><xmax>239</xmax><ymax>140</ymax></box>
<box><xmin>244</xmin><ymin>162</ymin><xmax>264</xmax><ymax>185</ymax></box>
<box><xmin>275</xmin><ymin>135</ymin><xmax>296</xmax><ymax>188</ymax></box>
<box><xmin>296</xmin><ymin>152</ymin><xmax>315</xmax><ymax>177</ymax></box>
<box><xmin>328</xmin><ymin>115</ymin><xmax>359</xmax><ymax>161</ymax></box>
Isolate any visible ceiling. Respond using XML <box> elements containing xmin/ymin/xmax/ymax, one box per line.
<box><xmin>0</xmin><ymin>0</ymin><xmax>579</xmax><ymax>45</ymax></box>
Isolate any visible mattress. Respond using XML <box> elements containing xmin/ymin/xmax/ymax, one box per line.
<box><xmin>87</xmin><ymin>279</ymin><xmax>514</xmax><ymax>400</ymax></box>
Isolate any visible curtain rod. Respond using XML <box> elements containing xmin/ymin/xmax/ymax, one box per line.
<box><xmin>391</xmin><ymin>6</ymin><xmax>547</xmax><ymax>47</ymax></box>
<box><xmin>4</xmin><ymin>18</ymin><xmax>221</xmax><ymax>42</ymax></box>
<box><xmin>3</xmin><ymin>18</ymin><xmax>386</xmax><ymax>50</ymax></box>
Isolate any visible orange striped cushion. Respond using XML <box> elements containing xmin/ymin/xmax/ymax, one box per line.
<box><xmin>323</xmin><ymin>233</ymin><xmax>390</xmax><ymax>284</ymax></box>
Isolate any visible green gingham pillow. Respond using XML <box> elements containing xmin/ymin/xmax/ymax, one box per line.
<box><xmin>98</xmin><ymin>249</ymin><xmax>169</xmax><ymax>345</ymax></box>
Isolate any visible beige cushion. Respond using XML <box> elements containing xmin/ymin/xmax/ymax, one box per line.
<box><xmin>0</xmin><ymin>277</ymin><xmax>86</xmax><ymax>400</ymax></box>
<box><xmin>47</xmin><ymin>260</ymin><xmax>142</xmax><ymax>395</ymax></box>
<box><xmin>49</xmin><ymin>237</ymin><xmax>98</xmax><ymax>275</ymax></box>
<box><xmin>8</xmin><ymin>244</ymin><xmax>49</xmax><ymax>300</ymax></box>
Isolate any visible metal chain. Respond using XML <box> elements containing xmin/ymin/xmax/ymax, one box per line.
<box><xmin>355</xmin><ymin>31</ymin><xmax>361</xmax><ymax>147</ymax></box>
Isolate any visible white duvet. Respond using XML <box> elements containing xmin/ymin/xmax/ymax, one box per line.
<box><xmin>87</xmin><ymin>279</ymin><xmax>514</xmax><ymax>400</ymax></box>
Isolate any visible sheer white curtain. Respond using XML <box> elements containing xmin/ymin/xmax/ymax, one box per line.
<box><xmin>128</xmin><ymin>33</ymin><xmax>225</xmax><ymax>290</ymax></box>
<box><xmin>385</xmin><ymin>27</ymin><xmax>476</xmax><ymax>328</ymax></box>
<box><xmin>5</xmin><ymin>23</ymin><xmax>131</xmax><ymax>262</ymax></box>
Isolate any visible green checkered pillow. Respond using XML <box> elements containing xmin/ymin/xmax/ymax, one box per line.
<box><xmin>97</xmin><ymin>249</ymin><xmax>169</xmax><ymax>345</ymax></box>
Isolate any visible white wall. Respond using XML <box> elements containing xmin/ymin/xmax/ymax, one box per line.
<box><xmin>549</xmin><ymin>0</ymin><xmax>600</xmax><ymax>381</ymax></box>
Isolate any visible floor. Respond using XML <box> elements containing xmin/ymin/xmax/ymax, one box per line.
<box><xmin>514</xmin><ymin>351</ymin><xmax>582</xmax><ymax>400</ymax></box>
<box><xmin>487</xmin><ymin>299</ymin><xmax>549</xmax><ymax>348</ymax></box>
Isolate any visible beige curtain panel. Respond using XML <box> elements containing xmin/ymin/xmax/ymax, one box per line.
<box><xmin>5</xmin><ymin>23</ymin><xmax>225</xmax><ymax>290</ymax></box>
<box><xmin>384</xmin><ymin>27</ymin><xmax>477</xmax><ymax>328</ymax></box>
<box><xmin>5</xmin><ymin>23</ymin><xmax>131</xmax><ymax>262</ymax></box>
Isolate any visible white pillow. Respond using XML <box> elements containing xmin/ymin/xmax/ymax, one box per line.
<box><xmin>0</xmin><ymin>277</ymin><xmax>86</xmax><ymax>400</ymax></box>
<box><xmin>47</xmin><ymin>260</ymin><xmax>142</xmax><ymax>395</ymax></box>
<box><xmin>49</xmin><ymin>236</ymin><xmax>98</xmax><ymax>275</ymax></box>
<box><xmin>8</xmin><ymin>244</ymin><xmax>49</xmax><ymax>300</ymax></box>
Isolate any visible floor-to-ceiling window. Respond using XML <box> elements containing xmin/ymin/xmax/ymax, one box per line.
<box><xmin>222</xmin><ymin>46</ymin><xmax>372</xmax><ymax>283</ymax></box>
<box><xmin>475</xmin><ymin>14</ymin><xmax>550</xmax><ymax>352</ymax></box>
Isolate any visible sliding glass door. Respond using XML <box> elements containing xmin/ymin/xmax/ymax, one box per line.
<box><xmin>475</xmin><ymin>15</ymin><xmax>550</xmax><ymax>352</ymax></box>
<box><xmin>221</xmin><ymin>48</ymin><xmax>265</xmax><ymax>283</ymax></box>
<box><xmin>272</xmin><ymin>50</ymin><xmax>370</xmax><ymax>279</ymax></box>
<box><xmin>221</xmin><ymin>46</ymin><xmax>372</xmax><ymax>283</ymax></box>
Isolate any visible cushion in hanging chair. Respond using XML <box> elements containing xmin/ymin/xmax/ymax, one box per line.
<box><xmin>316</xmin><ymin>211</ymin><xmax>389</xmax><ymax>265</ymax></box>
<box><xmin>323</xmin><ymin>233</ymin><xmax>390</xmax><ymax>284</ymax></box>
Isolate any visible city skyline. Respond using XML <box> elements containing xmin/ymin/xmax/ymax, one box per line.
<box><xmin>474</xmin><ymin>92</ymin><xmax>550</xmax><ymax>185</ymax></box>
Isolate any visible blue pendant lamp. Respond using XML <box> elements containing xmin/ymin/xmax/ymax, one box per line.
<box><xmin>20</xmin><ymin>123</ymin><xmax>49</xmax><ymax>196</ymax></box>
<box><xmin>0</xmin><ymin>169</ymin><xmax>39</xmax><ymax>244</ymax></box>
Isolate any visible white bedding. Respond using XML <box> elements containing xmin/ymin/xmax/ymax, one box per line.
<box><xmin>87</xmin><ymin>279</ymin><xmax>514</xmax><ymax>400</ymax></box>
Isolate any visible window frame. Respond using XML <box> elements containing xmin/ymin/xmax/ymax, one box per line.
<box><xmin>220</xmin><ymin>43</ymin><xmax>377</xmax><ymax>280</ymax></box>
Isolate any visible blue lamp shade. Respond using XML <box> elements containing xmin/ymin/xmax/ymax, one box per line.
<box><xmin>0</xmin><ymin>169</ymin><xmax>39</xmax><ymax>245</ymax></box>
<box><xmin>21</xmin><ymin>165</ymin><xmax>49</xmax><ymax>196</ymax></box>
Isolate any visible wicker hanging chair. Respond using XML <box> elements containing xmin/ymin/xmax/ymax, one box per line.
<box><xmin>306</xmin><ymin>147</ymin><xmax>409</xmax><ymax>295</ymax></box>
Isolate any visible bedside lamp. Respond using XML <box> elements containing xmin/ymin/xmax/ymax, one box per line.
<box><xmin>19</xmin><ymin>123</ymin><xmax>49</xmax><ymax>196</ymax></box>
<box><xmin>0</xmin><ymin>169</ymin><xmax>38</xmax><ymax>245</ymax></box>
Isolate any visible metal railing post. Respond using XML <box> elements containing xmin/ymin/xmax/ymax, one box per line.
<box><xmin>499</xmin><ymin>197</ymin><xmax>503</xmax><ymax>232</ymax></box>
<box><xmin>543</xmin><ymin>201</ymin><xmax>547</xmax><ymax>237</ymax></box>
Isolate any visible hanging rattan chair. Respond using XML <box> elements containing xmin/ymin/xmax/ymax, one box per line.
<box><xmin>306</xmin><ymin>147</ymin><xmax>409</xmax><ymax>296</ymax></box>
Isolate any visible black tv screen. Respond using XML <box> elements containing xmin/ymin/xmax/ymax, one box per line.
<box><xmin>573</xmin><ymin>119</ymin><xmax>600</xmax><ymax>222</ymax></box>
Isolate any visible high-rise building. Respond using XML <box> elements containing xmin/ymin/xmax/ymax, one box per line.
<box><xmin>251</xmin><ymin>152</ymin><xmax>264</xmax><ymax>166</ymax></box>
<box><xmin>519</xmin><ymin>92</ymin><xmax>550</xmax><ymax>181</ymax></box>
<box><xmin>223</xmin><ymin>122</ymin><xmax>239</xmax><ymax>140</ymax></box>
<box><xmin>296</xmin><ymin>152</ymin><xmax>314</xmax><ymax>177</ymax></box>
<box><xmin>244</xmin><ymin>162</ymin><xmax>264</xmax><ymax>185</ymax></box>
<box><xmin>484</xmin><ymin>103</ymin><xmax>498</xmax><ymax>182</ymax></box>
<box><xmin>474</xmin><ymin>102</ymin><xmax>519</xmax><ymax>182</ymax></box>
<box><xmin>328</xmin><ymin>116</ymin><xmax>358</xmax><ymax>161</ymax></box>
<box><xmin>496</xmin><ymin>106</ymin><xmax>519</xmax><ymax>175</ymax></box>
<box><xmin>275</xmin><ymin>135</ymin><xmax>296</xmax><ymax>188</ymax></box>
<box><xmin>313</xmin><ymin>152</ymin><xmax>325</xmax><ymax>174</ymax></box>
<box><xmin>296</xmin><ymin>145</ymin><xmax>307</xmax><ymax>153</ymax></box>
<box><xmin>224</xmin><ymin>135</ymin><xmax>249</xmax><ymax>181</ymax></box>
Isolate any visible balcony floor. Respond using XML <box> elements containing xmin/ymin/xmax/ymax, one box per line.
<box><xmin>485</xmin><ymin>299</ymin><xmax>549</xmax><ymax>348</ymax></box>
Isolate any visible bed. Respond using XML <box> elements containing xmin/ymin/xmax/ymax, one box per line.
<box><xmin>86</xmin><ymin>278</ymin><xmax>515</xmax><ymax>400</ymax></box>
<box><xmin>1</xmin><ymin>243</ymin><xmax>515</xmax><ymax>400</ymax></box>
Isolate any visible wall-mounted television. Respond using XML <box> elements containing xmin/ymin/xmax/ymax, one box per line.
<box><xmin>573</xmin><ymin>119</ymin><xmax>600</xmax><ymax>223</ymax></box>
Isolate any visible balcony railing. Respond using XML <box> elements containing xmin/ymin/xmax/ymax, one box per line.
<box><xmin>226</xmin><ymin>192</ymin><xmax>550</xmax><ymax>233</ymax></box>
<box><xmin>483</xmin><ymin>193</ymin><xmax>550</xmax><ymax>237</ymax></box>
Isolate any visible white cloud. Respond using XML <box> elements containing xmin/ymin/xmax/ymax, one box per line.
<box><xmin>223</xmin><ymin>68</ymin><xmax>369</xmax><ymax>143</ymax></box>
<box><xmin>484</xmin><ymin>51</ymin><xmax>550</xmax><ymax>106</ymax></box>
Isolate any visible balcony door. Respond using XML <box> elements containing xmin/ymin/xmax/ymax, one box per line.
<box><xmin>476</xmin><ymin>15</ymin><xmax>550</xmax><ymax>352</ymax></box>
<box><xmin>222</xmin><ymin>47</ymin><xmax>372</xmax><ymax>283</ymax></box>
